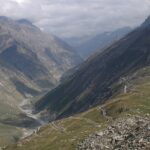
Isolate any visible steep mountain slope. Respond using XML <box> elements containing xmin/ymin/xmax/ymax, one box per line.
<box><xmin>35</xmin><ymin>16</ymin><xmax>150</xmax><ymax>121</ymax></box>
<box><xmin>77</xmin><ymin>27</ymin><xmax>131</xmax><ymax>59</ymax></box>
<box><xmin>0</xmin><ymin>16</ymin><xmax>81</xmax><ymax>145</ymax></box>
<box><xmin>5</xmin><ymin>65</ymin><xmax>150</xmax><ymax>150</ymax></box>
<box><xmin>0</xmin><ymin>16</ymin><xmax>82</xmax><ymax>82</ymax></box>
<box><xmin>0</xmin><ymin>15</ymin><xmax>82</xmax><ymax>106</ymax></box>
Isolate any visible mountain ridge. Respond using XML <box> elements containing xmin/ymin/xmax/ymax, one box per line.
<box><xmin>35</xmin><ymin>16</ymin><xmax>150</xmax><ymax>122</ymax></box>
<box><xmin>75</xmin><ymin>27</ymin><xmax>132</xmax><ymax>59</ymax></box>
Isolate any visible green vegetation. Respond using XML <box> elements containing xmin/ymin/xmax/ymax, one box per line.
<box><xmin>5</xmin><ymin>67</ymin><xmax>150</xmax><ymax>150</ymax></box>
<box><xmin>0</xmin><ymin>124</ymin><xmax>22</xmax><ymax>147</ymax></box>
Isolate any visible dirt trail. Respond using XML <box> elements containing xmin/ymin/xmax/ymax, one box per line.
<box><xmin>70</xmin><ymin>116</ymin><xmax>101</xmax><ymax>127</ymax></box>
<box><xmin>98</xmin><ymin>106</ymin><xmax>113</xmax><ymax>121</ymax></box>
<box><xmin>51</xmin><ymin>122</ymin><xmax>66</xmax><ymax>132</ymax></box>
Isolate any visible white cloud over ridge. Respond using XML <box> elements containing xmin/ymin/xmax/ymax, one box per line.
<box><xmin>0</xmin><ymin>0</ymin><xmax>150</xmax><ymax>38</ymax></box>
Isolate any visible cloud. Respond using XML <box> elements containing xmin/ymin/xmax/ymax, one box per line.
<box><xmin>0</xmin><ymin>0</ymin><xmax>150</xmax><ymax>38</ymax></box>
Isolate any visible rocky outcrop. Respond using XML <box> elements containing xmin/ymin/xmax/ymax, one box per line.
<box><xmin>77</xmin><ymin>115</ymin><xmax>150</xmax><ymax>150</ymax></box>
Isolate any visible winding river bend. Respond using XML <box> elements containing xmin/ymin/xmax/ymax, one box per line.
<box><xmin>19</xmin><ymin>98</ymin><xmax>46</xmax><ymax>138</ymax></box>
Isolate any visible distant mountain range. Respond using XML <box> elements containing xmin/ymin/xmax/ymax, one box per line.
<box><xmin>0</xmin><ymin>16</ymin><xmax>82</xmax><ymax>92</ymax></box>
<box><xmin>76</xmin><ymin>27</ymin><xmax>132</xmax><ymax>59</ymax></box>
<box><xmin>35</xmin><ymin>16</ymin><xmax>150</xmax><ymax>121</ymax></box>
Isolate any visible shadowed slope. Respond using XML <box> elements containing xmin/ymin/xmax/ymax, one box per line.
<box><xmin>35</xmin><ymin>16</ymin><xmax>150</xmax><ymax>121</ymax></box>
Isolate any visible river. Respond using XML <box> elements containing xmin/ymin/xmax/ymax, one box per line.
<box><xmin>19</xmin><ymin>98</ymin><xmax>46</xmax><ymax>138</ymax></box>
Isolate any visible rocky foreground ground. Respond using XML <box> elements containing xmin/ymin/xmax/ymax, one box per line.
<box><xmin>77</xmin><ymin>115</ymin><xmax>150</xmax><ymax>150</ymax></box>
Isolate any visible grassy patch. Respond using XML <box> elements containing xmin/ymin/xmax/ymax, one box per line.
<box><xmin>0</xmin><ymin>124</ymin><xmax>22</xmax><ymax>147</ymax></box>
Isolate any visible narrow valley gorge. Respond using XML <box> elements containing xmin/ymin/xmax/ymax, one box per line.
<box><xmin>0</xmin><ymin>1</ymin><xmax>150</xmax><ymax>150</ymax></box>
<box><xmin>0</xmin><ymin>16</ymin><xmax>82</xmax><ymax>147</ymax></box>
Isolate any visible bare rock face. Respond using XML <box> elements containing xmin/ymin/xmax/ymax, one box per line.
<box><xmin>77</xmin><ymin>115</ymin><xmax>150</xmax><ymax>150</ymax></box>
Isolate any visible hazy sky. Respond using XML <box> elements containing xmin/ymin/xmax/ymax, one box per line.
<box><xmin>0</xmin><ymin>0</ymin><xmax>150</xmax><ymax>38</ymax></box>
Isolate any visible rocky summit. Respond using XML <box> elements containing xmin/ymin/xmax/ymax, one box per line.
<box><xmin>77</xmin><ymin>115</ymin><xmax>150</xmax><ymax>150</ymax></box>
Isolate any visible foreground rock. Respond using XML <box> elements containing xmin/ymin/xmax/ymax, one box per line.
<box><xmin>77</xmin><ymin>115</ymin><xmax>150</xmax><ymax>150</ymax></box>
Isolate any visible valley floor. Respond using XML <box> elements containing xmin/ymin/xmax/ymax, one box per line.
<box><xmin>17</xmin><ymin>99</ymin><xmax>45</xmax><ymax>141</ymax></box>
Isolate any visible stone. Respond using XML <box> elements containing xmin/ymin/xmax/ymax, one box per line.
<box><xmin>77</xmin><ymin>115</ymin><xmax>150</xmax><ymax>150</ymax></box>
